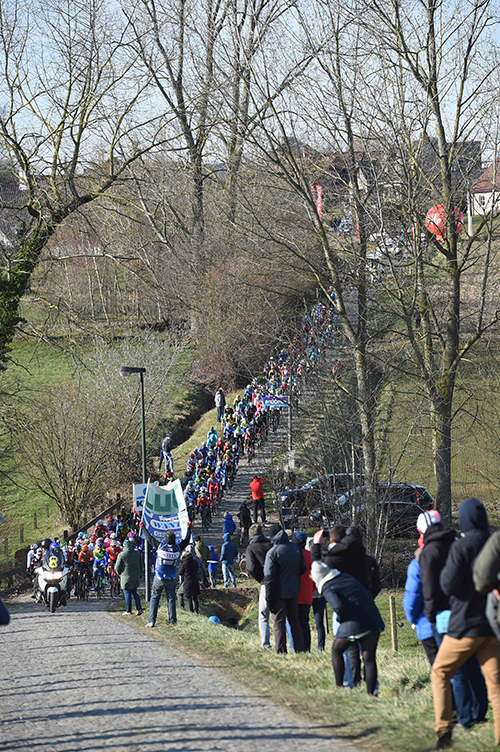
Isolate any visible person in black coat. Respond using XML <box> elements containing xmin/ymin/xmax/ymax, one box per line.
<box><xmin>419</xmin><ymin>510</ymin><xmax>487</xmax><ymax>735</ymax></box>
<box><xmin>178</xmin><ymin>549</ymin><xmax>200</xmax><ymax>613</ymax></box>
<box><xmin>327</xmin><ymin>525</ymin><xmax>370</xmax><ymax>686</ymax></box>
<box><xmin>324</xmin><ymin>525</ymin><xmax>369</xmax><ymax>590</ymax></box>
<box><xmin>311</xmin><ymin>530</ymin><xmax>384</xmax><ymax>695</ymax></box>
<box><xmin>246</xmin><ymin>524</ymin><xmax>272</xmax><ymax>649</ymax></box>
<box><xmin>430</xmin><ymin>499</ymin><xmax>499</xmax><ymax>749</ymax></box>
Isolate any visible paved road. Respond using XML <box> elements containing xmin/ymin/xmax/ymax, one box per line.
<box><xmin>0</xmin><ymin>596</ymin><xmax>356</xmax><ymax>752</ymax></box>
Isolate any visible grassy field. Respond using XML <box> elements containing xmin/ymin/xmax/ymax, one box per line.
<box><xmin>0</xmin><ymin>339</ymin><xmax>200</xmax><ymax>571</ymax></box>
<box><xmin>113</xmin><ymin>586</ymin><xmax>500</xmax><ymax>752</ymax></box>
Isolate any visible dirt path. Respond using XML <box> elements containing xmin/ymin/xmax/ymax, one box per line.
<box><xmin>0</xmin><ymin>594</ymin><xmax>357</xmax><ymax>752</ymax></box>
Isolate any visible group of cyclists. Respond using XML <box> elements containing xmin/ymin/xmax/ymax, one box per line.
<box><xmin>26</xmin><ymin>510</ymin><xmax>143</xmax><ymax>602</ymax></box>
<box><xmin>25</xmin><ymin>294</ymin><xmax>335</xmax><ymax>605</ymax></box>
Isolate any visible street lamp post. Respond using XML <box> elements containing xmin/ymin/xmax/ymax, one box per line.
<box><xmin>119</xmin><ymin>365</ymin><xmax>150</xmax><ymax>601</ymax></box>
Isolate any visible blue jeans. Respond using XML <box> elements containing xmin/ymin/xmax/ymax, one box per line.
<box><xmin>124</xmin><ymin>588</ymin><xmax>142</xmax><ymax>613</ymax></box>
<box><xmin>432</xmin><ymin>624</ymin><xmax>488</xmax><ymax>725</ymax></box>
<box><xmin>148</xmin><ymin>577</ymin><xmax>177</xmax><ymax>625</ymax></box>
<box><xmin>221</xmin><ymin>561</ymin><xmax>236</xmax><ymax>587</ymax></box>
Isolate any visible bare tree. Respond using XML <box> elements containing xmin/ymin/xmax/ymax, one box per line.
<box><xmin>0</xmin><ymin>0</ymin><xmax>164</xmax><ymax>368</ymax></box>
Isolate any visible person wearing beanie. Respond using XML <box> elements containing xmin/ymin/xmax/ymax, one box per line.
<box><xmin>403</xmin><ymin>515</ymin><xmax>440</xmax><ymax>666</ymax></box>
<box><xmin>416</xmin><ymin>509</ymin><xmax>441</xmax><ymax>549</ymax></box>
<box><xmin>429</xmin><ymin>499</ymin><xmax>493</xmax><ymax>749</ymax></box>
<box><xmin>246</xmin><ymin>523</ymin><xmax>272</xmax><ymax>649</ymax></box>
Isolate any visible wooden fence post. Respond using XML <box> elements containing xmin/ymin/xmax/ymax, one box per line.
<box><xmin>3</xmin><ymin>537</ymin><xmax>8</xmax><ymax>557</ymax></box>
<box><xmin>20</xmin><ymin>523</ymin><xmax>24</xmax><ymax>544</ymax></box>
<box><xmin>389</xmin><ymin>593</ymin><xmax>398</xmax><ymax>652</ymax></box>
<box><xmin>45</xmin><ymin>503</ymin><xmax>50</xmax><ymax>518</ymax></box>
<box><xmin>33</xmin><ymin>511</ymin><xmax>37</xmax><ymax>530</ymax></box>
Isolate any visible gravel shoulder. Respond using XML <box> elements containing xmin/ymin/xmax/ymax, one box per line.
<box><xmin>0</xmin><ymin>594</ymin><xmax>357</xmax><ymax>752</ymax></box>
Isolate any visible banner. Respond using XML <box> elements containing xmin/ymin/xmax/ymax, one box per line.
<box><xmin>133</xmin><ymin>482</ymin><xmax>152</xmax><ymax>513</ymax></box>
<box><xmin>141</xmin><ymin>479</ymin><xmax>189</xmax><ymax>543</ymax></box>
<box><xmin>261</xmin><ymin>394</ymin><xmax>289</xmax><ymax>409</ymax></box>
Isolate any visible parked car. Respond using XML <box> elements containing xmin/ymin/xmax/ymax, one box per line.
<box><xmin>308</xmin><ymin>481</ymin><xmax>435</xmax><ymax>538</ymax></box>
<box><xmin>277</xmin><ymin>473</ymin><xmax>364</xmax><ymax>517</ymax></box>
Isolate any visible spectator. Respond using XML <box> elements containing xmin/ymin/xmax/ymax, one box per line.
<box><xmin>115</xmin><ymin>539</ymin><xmax>143</xmax><ymax>616</ymax></box>
<box><xmin>325</xmin><ymin>525</ymin><xmax>369</xmax><ymax>589</ymax></box>
<box><xmin>403</xmin><ymin>543</ymin><xmax>439</xmax><ymax>666</ymax></box>
<box><xmin>473</xmin><ymin>529</ymin><xmax>500</xmax><ymax>640</ymax></box>
<box><xmin>178</xmin><ymin>548</ymin><xmax>200</xmax><ymax>613</ymax></box>
<box><xmin>250</xmin><ymin>475</ymin><xmax>266</xmax><ymax>523</ymax></box>
<box><xmin>263</xmin><ymin>524</ymin><xmax>306</xmax><ymax>654</ymax></box>
<box><xmin>419</xmin><ymin>507</ymin><xmax>487</xmax><ymax>735</ymax></box>
<box><xmin>326</xmin><ymin>525</ymin><xmax>369</xmax><ymax>685</ymax></box>
<box><xmin>237</xmin><ymin>502</ymin><xmax>252</xmax><ymax>542</ymax></box>
<box><xmin>215</xmin><ymin>388</ymin><xmax>225</xmax><ymax>423</ymax></box>
<box><xmin>158</xmin><ymin>433</ymin><xmax>174</xmax><ymax>472</ymax></box>
<box><xmin>208</xmin><ymin>545</ymin><xmax>219</xmax><ymax>588</ymax></box>
<box><xmin>146</xmin><ymin>527</ymin><xmax>191</xmax><ymax>628</ymax></box>
<box><xmin>246</xmin><ymin>523</ymin><xmax>272</xmax><ymax>650</ymax></box>
<box><xmin>311</xmin><ymin>529</ymin><xmax>384</xmax><ymax>694</ymax></box>
<box><xmin>294</xmin><ymin>531</ymin><xmax>314</xmax><ymax>652</ymax></box>
<box><xmin>220</xmin><ymin>533</ymin><xmax>238</xmax><ymax>588</ymax></box>
<box><xmin>194</xmin><ymin>535</ymin><xmax>209</xmax><ymax>588</ymax></box>
<box><xmin>429</xmin><ymin>498</ymin><xmax>496</xmax><ymax>748</ymax></box>
<box><xmin>222</xmin><ymin>511</ymin><xmax>236</xmax><ymax>537</ymax></box>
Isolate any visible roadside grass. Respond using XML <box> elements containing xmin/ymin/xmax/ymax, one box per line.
<box><xmin>0</xmin><ymin>339</ymin><xmax>198</xmax><ymax>571</ymax></box>
<box><xmin>115</xmin><ymin>587</ymin><xmax>500</xmax><ymax>752</ymax></box>
<box><xmin>170</xmin><ymin>391</ymin><xmax>239</xmax><ymax>477</ymax></box>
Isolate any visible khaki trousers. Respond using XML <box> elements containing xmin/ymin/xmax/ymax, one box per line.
<box><xmin>431</xmin><ymin>635</ymin><xmax>500</xmax><ymax>742</ymax></box>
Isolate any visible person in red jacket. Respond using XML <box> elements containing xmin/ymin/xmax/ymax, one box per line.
<box><xmin>294</xmin><ymin>531</ymin><xmax>314</xmax><ymax>651</ymax></box>
<box><xmin>250</xmin><ymin>475</ymin><xmax>266</xmax><ymax>523</ymax></box>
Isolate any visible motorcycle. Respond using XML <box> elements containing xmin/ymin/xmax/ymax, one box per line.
<box><xmin>35</xmin><ymin>563</ymin><xmax>70</xmax><ymax>613</ymax></box>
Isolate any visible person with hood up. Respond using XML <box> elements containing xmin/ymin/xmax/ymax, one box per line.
<box><xmin>311</xmin><ymin>529</ymin><xmax>384</xmax><ymax>695</ymax></box>
<box><xmin>403</xmin><ymin>511</ymin><xmax>441</xmax><ymax>666</ymax></box>
<box><xmin>419</xmin><ymin>507</ymin><xmax>487</xmax><ymax>736</ymax></box>
<box><xmin>246</xmin><ymin>524</ymin><xmax>272</xmax><ymax>649</ymax></box>
<box><xmin>220</xmin><ymin>532</ymin><xmax>238</xmax><ymax>587</ymax></box>
<box><xmin>263</xmin><ymin>524</ymin><xmax>306</xmax><ymax>654</ymax></box>
<box><xmin>222</xmin><ymin>512</ymin><xmax>236</xmax><ymax>537</ymax></box>
<box><xmin>207</xmin><ymin>545</ymin><xmax>219</xmax><ymax>587</ymax></box>
<box><xmin>429</xmin><ymin>498</ymin><xmax>496</xmax><ymax>749</ymax></box>
<box><xmin>115</xmin><ymin>539</ymin><xmax>143</xmax><ymax>616</ymax></box>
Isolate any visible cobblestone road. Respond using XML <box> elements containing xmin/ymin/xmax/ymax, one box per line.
<box><xmin>0</xmin><ymin>595</ymin><xmax>357</xmax><ymax>752</ymax></box>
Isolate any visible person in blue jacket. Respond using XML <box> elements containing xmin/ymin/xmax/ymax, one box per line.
<box><xmin>146</xmin><ymin>525</ymin><xmax>191</xmax><ymax>628</ymax></box>
<box><xmin>404</xmin><ymin>548</ymin><xmax>439</xmax><ymax>665</ymax></box>
<box><xmin>208</xmin><ymin>545</ymin><xmax>219</xmax><ymax>588</ymax></box>
<box><xmin>223</xmin><ymin>512</ymin><xmax>236</xmax><ymax>537</ymax></box>
<box><xmin>220</xmin><ymin>533</ymin><xmax>238</xmax><ymax>587</ymax></box>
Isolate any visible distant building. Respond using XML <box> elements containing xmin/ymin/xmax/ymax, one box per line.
<box><xmin>470</xmin><ymin>162</ymin><xmax>500</xmax><ymax>215</ymax></box>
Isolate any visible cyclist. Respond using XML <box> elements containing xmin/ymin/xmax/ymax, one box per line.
<box><xmin>93</xmin><ymin>539</ymin><xmax>108</xmax><ymax>591</ymax></box>
<box><xmin>207</xmin><ymin>474</ymin><xmax>220</xmax><ymax>511</ymax></box>
<box><xmin>93</xmin><ymin>519</ymin><xmax>107</xmax><ymax>540</ymax></box>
